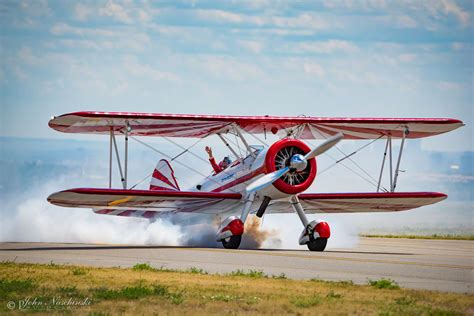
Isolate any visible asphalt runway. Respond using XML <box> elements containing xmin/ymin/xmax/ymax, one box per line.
<box><xmin>1</xmin><ymin>238</ymin><xmax>472</xmax><ymax>293</ymax></box>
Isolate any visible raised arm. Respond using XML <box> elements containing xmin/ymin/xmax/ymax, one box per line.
<box><xmin>205</xmin><ymin>146</ymin><xmax>222</xmax><ymax>174</ymax></box>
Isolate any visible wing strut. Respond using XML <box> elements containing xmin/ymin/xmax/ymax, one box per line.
<box><xmin>233</xmin><ymin>124</ymin><xmax>256</xmax><ymax>158</ymax></box>
<box><xmin>109</xmin><ymin>128</ymin><xmax>113</xmax><ymax>188</ymax></box>
<box><xmin>217</xmin><ymin>133</ymin><xmax>240</xmax><ymax>160</ymax></box>
<box><xmin>392</xmin><ymin>127</ymin><xmax>408</xmax><ymax>191</ymax></box>
<box><xmin>124</xmin><ymin>122</ymin><xmax>130</xmax><ymax>189</ymax></box>
<box><xmin>376</xmin><ymin>127</ymin><xmax>408</xmax><ymax>192</ymax></box>
<box><xmin>376</xmin><ymin>136</ymin><xmax>389</xmax><ymax>192</ymax></box>
<box><xmin>111</xmin><ymin>129</ymin><xmax>126</xmax><ymax>189</ymax></box>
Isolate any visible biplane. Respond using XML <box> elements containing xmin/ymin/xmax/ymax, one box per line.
<box><xmin>47</xmin><ymin>112</ymin><xmax>463</xmax><ymax>251</ymax></box>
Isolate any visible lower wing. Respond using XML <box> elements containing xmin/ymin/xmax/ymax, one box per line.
<box><xmin>48</xmin><ymin>188</ymin><xmax>243</xmax><ymax>215</ymax></box>
<box><xmin>265</xmin><ymin>192</ymin><xmax>447</xmax><ymax>214</ymax></box>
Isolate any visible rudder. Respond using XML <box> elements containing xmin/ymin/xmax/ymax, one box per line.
<box><xmin>150</xmin><ymin>159</ymin><xmax>180</xmax><ymax>191</ymax></box>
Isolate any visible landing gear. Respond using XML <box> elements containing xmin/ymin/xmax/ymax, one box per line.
<box><xmin>291</xmin><ymin>195</ymin><xmax>331</xmax><ymax>252</ymax></box>
<box><xmin>222</xmin><ymin>235</ymin><xmax>242</xmax><ymax>249</ymax></box>
<box><xmin>215</xmin><ymin>193</ymin><xmax>256</xmax><ymax>250</ymax></box>
<box><xmin>307</xmin><ymin>237</ymin><xmax>327</xmax><ymax>251</ymax></box>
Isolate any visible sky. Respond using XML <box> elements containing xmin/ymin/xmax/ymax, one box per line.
<box><xmin>0</xmin><ymin>0</ymin><xmax>472</xmax><ymax>151</ymax></box>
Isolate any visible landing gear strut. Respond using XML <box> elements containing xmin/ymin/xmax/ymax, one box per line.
<box><xmin>290</xmin><ymin>195</ymin><xmax>330</xmax><ymax>251</ymax></box>
<box><xmin>215</xmin><ymin>193</ymin><xmax>256</xmax><ymax>249</ymax></box>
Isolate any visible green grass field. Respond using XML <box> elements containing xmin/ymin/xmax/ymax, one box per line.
<box><xmin>1</xmin><ymin>261</ymin><xmax>472</xmax><ymax>315</ymax></box>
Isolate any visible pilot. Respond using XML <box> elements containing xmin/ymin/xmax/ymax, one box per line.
<box><xmin>205</xmin><ymin>146</ymin><xmax>231</xmax><ymax>174</ymax></box>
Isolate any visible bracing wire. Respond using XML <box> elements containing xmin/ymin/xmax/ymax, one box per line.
<box><xmin>233</xmin><ymin>130</ymin><xmax>243</xmax><ymax>157</ymax></box>
<box><xmin>307</xmin><ymin>127</ymin><xmax>389</xmax><ymax>192</ymax></box>
<box><xmin>332</xmin><ymin>135</ymin><xmax>384</xmax><ymax>186</ymax></box>
<box><xmin>129</xmin><ymin>136</ymin><xmax>206</xmax><ymax>189</ymax></box>
<box><xmin>130</xmin><ymin>136</ymin><xmax>236</xmax><ymax>192</ymax></box>
<box><xmin>128</xmin><ymin>136</ymin><xmax>205</xmax><ymax>190</ymax></box>
<box><xmin>247</xmin><ymin>130</ymin><xmax>268</xmax><ymax>146</ymax></box>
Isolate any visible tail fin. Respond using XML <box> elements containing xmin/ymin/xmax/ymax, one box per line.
<box><xmin>149</xmin><ymin>159</ymin><xmax>180</xmax><ymax>191</ymax></box>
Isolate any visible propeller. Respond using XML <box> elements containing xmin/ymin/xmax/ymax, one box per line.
<box><xmin>246</xmin><ymin>133</ymin><xmax>344</xmax><ymax>194</ymax></box>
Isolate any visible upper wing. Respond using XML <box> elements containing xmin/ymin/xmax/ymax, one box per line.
<box><xmin>48</xmin><ymin>188</ymin><xmax>242</xmax><ymax>215</ymax></box>
<box><xmin>49</xmin><ymin>111</ymin><xmax>463</xmax><ymax>139</ymax></box>
<box><xmin>265</xmin><ymin>192</ymin><xmax>447</xmax><ymax>214</ymax></box>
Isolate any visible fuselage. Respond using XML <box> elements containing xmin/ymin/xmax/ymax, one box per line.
<box><xmin>196</xmin><ymin>147</ymin><xmax>267</xmax><ymax>195</ymax></box>
<box><xmin>194</xmin><ymin>138</ymin><xmax>318</xmax><ymax>201</ymax></box>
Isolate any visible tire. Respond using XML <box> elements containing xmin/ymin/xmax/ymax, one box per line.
<box><xmin>221</xmin><ymin>235</ymin><xmax>242</xmax><ymax>249</ymax></box>
<box><xmin>307</xmin><ymin>238</ymin><xmax>327</xmax><ymax>251</ymax></box>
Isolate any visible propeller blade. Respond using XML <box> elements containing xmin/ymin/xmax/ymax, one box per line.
<box><xmin>246</xmin><ymin>167</ymin><xmax>289</xmax><ymax>193</ymax></box>
<box><xmin>304</xmin><ymin>132</ymin><xmax>344</xmax><ymax>160</ymax></box>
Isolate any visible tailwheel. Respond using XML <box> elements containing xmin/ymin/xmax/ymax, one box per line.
<box><xmin>307</xmin><ymin>237</ymin><xmax>327</xmax><ymax>251</ymax></box>
<box><xmin>221</xmin><ymin>235</ymin><xmax>242</xmax><ymax>249</ymax></box>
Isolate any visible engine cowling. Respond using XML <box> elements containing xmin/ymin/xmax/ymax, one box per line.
<box><xmin>264</xmin><ymin>138</ymin><xmax>317</xmax><ymax>195</ymax></box>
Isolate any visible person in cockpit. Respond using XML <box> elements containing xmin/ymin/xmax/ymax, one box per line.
<box><xmin>205</xmin><ymin>146</ymin><xmax>231</xmax><ymax>174</ymax></box>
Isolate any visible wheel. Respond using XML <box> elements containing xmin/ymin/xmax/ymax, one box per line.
<box><xmin>307</xmin><ymin>238</ymin><xmax>327</xmax><ymax>251</ymax></box>
<box><xmin>221</xmin><ymin>235</ymin><xmax>242</xmax><ymax>249</ymax></box>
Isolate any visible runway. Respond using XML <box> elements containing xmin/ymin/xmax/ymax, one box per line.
<box><xmin>1</xmin><ymin>238</ymin><xmax>472</xmax><ymax>293</ymax></box>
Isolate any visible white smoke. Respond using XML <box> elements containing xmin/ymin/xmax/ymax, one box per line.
<box><xmin>0</xmin><ymin>178</ymin><xmax>285</xmax><ymax>249</ymax></box>
<box><xmin>261</xmin><ymin>214</ymin><xmax>359</xmax><ymax>250</ymax></box>
<box><xmin>0</xmin><ymin>181</ymin><xmax>183</xmax><ymax>246</ymax></box>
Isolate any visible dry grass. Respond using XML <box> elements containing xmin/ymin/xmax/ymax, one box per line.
<box><xmin>361</xmin><ymin>234</ymin><xmax>474</xmax><ymax>241</ymax></box>
<box><xmin>0</xmin><ymin>261</ymin><xmax>472</xmax><ymax>315</ymax></box>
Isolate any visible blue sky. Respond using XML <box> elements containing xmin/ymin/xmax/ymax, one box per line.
<box><xmin>0</xmin><ymin>0</ymin><xmax>472</xmax><ymax>151</ymax></box>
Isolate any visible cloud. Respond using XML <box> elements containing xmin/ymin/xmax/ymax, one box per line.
<box><xmin>436</xmin><ymin>81</ymin><xmax>464</xmax><ymax>91</ymax></box>
<box><xmin>50</xmin><ymin>23</ymin><xmax>116</xmax><ymax>37</ymax></box>
<box><xmin>439</xmin><ymin>0</ymin><xmax>470</xmax><ymax>26</ymax></box>
<box><xmin>17</xmin><ymin>47</ymin><xmax>41</xmax><ymax>65</ymax></box>
<box><xmin>195</xmin><ymin>10</ymin><xmax>331</xmax><ymax>30</ymax></box>
<box><xmin>19</xmin><ymin>0</ymin><xmax>52</xmax><ymax>17</ymax></box>
<box><xmin>99</xmin><ymin>0</ymin><xmax>133</xmax><ymax>24</ymax></box>
<box><xmin>297</xmin><ymin>40</ymin><xmax>359</xmax><ymax>54</ymax></box>
<box><xmin>398</xmin><ymin>53</ymin><xmax>417</xmax><ymax>62</ymax></box>
<box><xmin>74</xmin><ymin>3</ymin><xmax>94</xmax><ymax>21</ymax></box>
<box><xmin>322</xmin><ymin>0</ymin><xmax>388</xmax><ymax>10</ymax></box>
<box><xmin>413</xmin><ymin>172</ymin><xmax>474</xmax><ymax>183</ymax></box>
<box><xmin>196</xmin><ymin>9</ymin><xmax>247</xmax><ymax>24</ymax></box>
<box><xmin>49</xmin><ymin>23</ymin><xmax>151</xmax><ymax>52</ymax></box>
<box><xmin>395</xmin><ymin>15</ymin><xmax>418</xmax><ymax>28</ymax></box>
<box><xmin>322</xmin><ymin>0</ymin><xmax>470</xmax><ymax>28</ymax></box>
<box><xmin>303</xmin><ymin>62</ymin><xmax>326</xmax><ymax>77</ymax></box>
<box><xmin>196</xmin><ymin>56</ymin><xmax>265</xmax><ymax>81</ymax></box>
<box><xmin>272</xmin><ymin>13</ymin><xmax>331</xmax><ymax>29</ymax></box>
<box><xmin>122</xmin><ymin>56</ymin><xmax>179</xmax><ymax>82</ymax></box>
<box><xmin>137</xmin><ymin>9</ymin><xmax>152</xmax><ymax>23</ymax></box>
<box><xmin>238</xmin><ymin>40</ymin><xmax>264</xmax><ymax>54</ymax></box>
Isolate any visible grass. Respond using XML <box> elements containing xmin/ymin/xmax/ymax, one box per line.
<box><xmin>71</xmin><ymin>268</ymin><xmax>87</xmax><ymax>276</ymax></box>
<box><xmin>291</xmin><ymin>295</ymin><xmax>322</xmax><ymax>307</ymax></box>
<box><xmin>0</xmin><ymin>278</ymin><xmax>37</xmax><ymax>299</ymax></box>
<box><xmin>0</xmin><ymin>261</ymin><xmax>472</xmax><ymax>315</ymax></box>
<box><xmin>227</xmin><ymin>269</ymin><xmax>267</xmax><ymax>278</ymax></box>
<box><xmin>131</xmin><ymin>263</ymin><xmax>156</xmax><ymax>272</ymax></box>
<box><xmin>362</xmin><ymin>234</ymin><xmax>474</xmax><ymax>241</ymax></box>
<box><xmin>368</xmin><ymin>278</ymin><xmax>400</xmax><ymax>290</ymax></box>
<box><xmin>187</xmin><ymin>266</ymin><xmax>208</xmax><ymax>275</ymax></box>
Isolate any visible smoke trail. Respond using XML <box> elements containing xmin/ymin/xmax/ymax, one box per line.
<box><xmin>323</xmin><ymin>217</ymin><xmax>359</xmax><ymax>249</ymax></box>
<box><xmin>241</xmin><ymin>216</ymin><xmax>281</xmax><ymax>249</ymax></box>
<box><xmin>0</xmin><ymin>179</ymin><xmax>282</xmax><ymax>249</ymax></box>
<box><xmin>0</xmin><ymin>186</ymin><xmax>183</xmax><ymax>246</ymax></box>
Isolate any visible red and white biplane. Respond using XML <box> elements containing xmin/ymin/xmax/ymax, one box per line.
<box><xmin>47</xmin><ymin>112</ymin><xmax>463</xmax><ymax>251</ymax></box>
